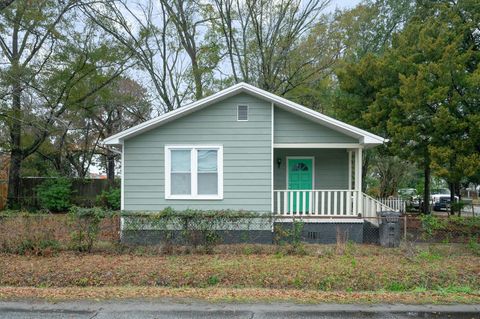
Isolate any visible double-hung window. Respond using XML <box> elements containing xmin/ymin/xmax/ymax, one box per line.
<box><xmin>165</xmin><ymin>145</ymin><xmax>223</xmax><ymax>199</ymax></box>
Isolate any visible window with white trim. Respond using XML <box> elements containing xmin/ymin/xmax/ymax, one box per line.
<box><xmin>237</xmin><ymin>105</ymin><xmax>248</xmax><ymax>121</ymax></box>
<box><xmin>165</xmin><ymin>145</ymin><xmax>223</xmax><ymax>199</ymax></box>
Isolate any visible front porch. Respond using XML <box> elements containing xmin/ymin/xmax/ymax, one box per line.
<box><xmin>272</xmin><ymin>146</ymin><xmax>391</xmax><ymax>219</ymax></box>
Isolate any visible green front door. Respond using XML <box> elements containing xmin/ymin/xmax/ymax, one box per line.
<box><xmin>287</xmin><ymin>158</ymin><xmax>313</xmax><ymax>213</ymax></box>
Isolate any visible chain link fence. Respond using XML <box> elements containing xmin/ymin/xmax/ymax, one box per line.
<box><xmin>0</xmin><ymin>213</ymin><xmax>120</xmax><ymax>254</ymax></box>
<box><xmin>1</xmin><ymin>210</ymin><xmax>478</xmax><ymax>255</ymax></box>
<box><xmin>363</xmin><ymin>213</ymin><xmax>480</xmax><ymax>244</ymax></box>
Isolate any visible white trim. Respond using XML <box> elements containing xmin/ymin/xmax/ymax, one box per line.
<box><xmin>271</xmin><ymin>103</ymin><xmax>274</xmax><ymax>213</ymax></box>
<box><xmin>103</xmin><ymin>82</ymin><xmax>385</xmax><ymax>146</ymax></box>
<box><xmin>164</xmin><ymin>145</ymin><xmax>223</xmax><ymax>200</ymax></box>
<box><xmin>120</xmin><ymin>141</ymin><xmax>125</xmax><ymax>210</ymax></box>
<box><xmin>274</xmin><ymin>143</ymin><xmax>362</xmax><ymax>149</ymax></box>
<box><xmin>237</xmin><ymin>104</ymin><xmax>249</xmax><ymax>121</ymax></box>
<box><xmin>286</xmin><ymin>156</ymin><xmax>315</xmax><ymax>191</ymax></box>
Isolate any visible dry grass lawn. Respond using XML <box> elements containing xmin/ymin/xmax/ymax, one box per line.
<box><xmin>0</xmin><ymin>243</ymin><xmax>479</xmax><ymax>303</ymax></box>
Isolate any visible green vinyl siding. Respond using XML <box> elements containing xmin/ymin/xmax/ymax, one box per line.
<box><xmin>123</xmin><ymin>93</ymin><xmax>272</xmax><ymax>212</ymax></box>
<box><xmin>123</xmin><ymin>92</ymin><xmax>358</xmax><ymax>213</ymax></box>
<box><xmin>274</xmin><ymin>149</ymin><xmax>349</xmax><ymax>190</ymax></box>
<box><xmin>274</xmin><ymin>107</ymin><xmax>357</xmax><ymax>144</ymax></box>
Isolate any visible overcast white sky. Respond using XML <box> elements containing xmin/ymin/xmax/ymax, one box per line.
<box><xmin>326</xmin><ymin>0</ymin><xmax>361</xmax><ymax>12</ymax></box>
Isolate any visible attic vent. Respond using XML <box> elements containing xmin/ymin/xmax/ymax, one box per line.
<box><xmin>237</xmin><ymin>105</ymin><xmax>248</xmax><ymax>121</ymax></box>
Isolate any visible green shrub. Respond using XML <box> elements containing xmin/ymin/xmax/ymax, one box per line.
<box><xmin>468</xmin><ymin>237</ymin><xmax>480</xmax><ymax>256</ymax></box>
<box><xmin>36</xmin><ymin>178</ymin><xmax>72</xmax><ymax>212</ymax></box>
<box><xmin>417</xmin><ymin>250</ymin><xmax>442</xmax><ymax>262</ymax></box>
<box><xmin>122</xmin><ymin>209</ymin><xmax>267</xmax><ymax>251</ymax></box>
<box><xmin>96</xmin><ymin>187</ymin><xmax>121</xmax><ymax>210</ymax></box>
<box><xmin>16</xmin><ymin>239</ymin><xmax>35</xmax><ymax>255</ymax></box>
<box><xmin>420</xmin><ymin>214</ymin><xmax>444</xmax><ymax>238</ymax></box>
<box><xmin>207</xmin><ymin>275</ymin><xmax>220</xmax><ymax>286</ymax></box>
<box><xmin>16</xmin><ymin>238</ymin><xmax>60</xmax><ymax>256</ymax></box>
<box><xmin>68</xmin><ymin>206</ymin><xmax>109</xmax><ymax>252</ymax></box>
<box><xmin>387</xmin><ymin>281</ymin><xmax>407</xmax><ymax>292</ymax></box>
<box><xmin>272</xmin><ymin>220</ymin><xmax>306</xmax><ymax>255</ymax></box>
<box><xmin>420</xmin><ymin>214</ymin><xmax>480</xmax><ymax>241</ymax></box>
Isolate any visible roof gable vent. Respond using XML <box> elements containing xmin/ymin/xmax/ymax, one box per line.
<box><xmin>237</xmin><ymin>105</ymin><xmax>248</xmax><ymax>121</ymax></box>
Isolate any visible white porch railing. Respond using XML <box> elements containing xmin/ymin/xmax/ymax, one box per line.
<box><xmin>376</xmin><ymin>197</ymin><xmax>407</xmax><ymax>213</ymax></box>
<box><xmin>361</xmin><ymin>193</ymin><xmax>396</xmax><ymax>218</ymax></box>
<box><xmin>274</xmin><ymin>190</ymin><xmax>361</xmax><ymax>216</ymax></box>
<box><xmin>273</xmin><ymin>190</ymin><xmax>395</xmax><ymax>218</ymax></box>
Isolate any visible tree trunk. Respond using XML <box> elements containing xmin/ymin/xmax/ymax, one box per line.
<box><xmin>362</xmin><ymin>152</ymin><xmax>370</xmax><ymax>193</ymax></box>
<box><xmin>422</xmin><ymin>161</ymin><xmax>431</xmax><ymax>214</ymax></box>
<box><xmin>449</xmin><ymin>182</ymin><xmax>455</xmax><ymax>216</ymax></box>
<box><xmin>455</xmin><ymin>182</ymin><xmax>461</xmax><ymax>217</ymax></box>
<box><xmin>191</xmin><ymin>57</ymin><xmax>203</xmax><ymax>100</ymax></box>
<box><xmin>106</xmin><ymin>150</ymin><xmax>116</xmax><ymax>186</ymax></box>
<box><xmin>7</xmin><ymin>150</ymin><xmax>21</xmax><ymax>209</ymax></box>
<box><xmin>7</xmin><ymin>78</ymin><xmax>22</xmax><ymax>209</ymax></box>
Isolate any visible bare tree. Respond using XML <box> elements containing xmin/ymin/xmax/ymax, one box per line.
<box><xmin>159</xmin><ymin>0</ymin><xmax>217</xmax><ymax>100</ymax></box>
<box><xmin>91</xmin><ymin>77</ymin><xmax>151</xmax><ymax>182</ymax></box>
<box><xmin>82</xmin><ymin>0</ymin><xmax>192</xmax><ymax>112</ymax></box>
<box><xmin>212</xmin><ymin>0</ymin><xmax>333</xmax><ymax>94</ymax></box>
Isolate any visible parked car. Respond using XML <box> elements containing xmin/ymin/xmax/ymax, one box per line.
<box><xmin>431</xmin><ymin>188</ymin><xmax>459</xmax><ymax>211</ymax></box>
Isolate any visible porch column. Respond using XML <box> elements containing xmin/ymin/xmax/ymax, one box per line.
<box><xmin>347</xmin><ymin>150</ymin><xmax>352</xmax><ymax>190</ymax></box>
<box><xmin>354</xmin><ymin>148</ymin><xmax>363</xmax><ymax>214</ymax></box>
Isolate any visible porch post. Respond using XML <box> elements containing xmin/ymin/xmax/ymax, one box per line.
<box><xmin>357</xmin><ymin>148</ymin><xmax>363</xmax><ymax>191</ymax></box>
<box><xmin>355</xmin><ymin>148</ymin><xmax>363</xmax><ymax>215</ymax></box>
<box><xmin>347</xmin><ymin>150</ymin><xmax>352</xmax><ymax>190</ymax></box>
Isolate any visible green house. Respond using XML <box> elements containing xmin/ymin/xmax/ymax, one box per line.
<box><xmin>104</xmin><ymin>83</ymin><xmax>391</xmax><ymax>243</ymax></box>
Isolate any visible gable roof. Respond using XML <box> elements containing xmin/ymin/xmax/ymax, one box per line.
<box><xmin>103</xmin><ymin>82</ymin><xmax>385</xmax><ymax>147</ymax></box>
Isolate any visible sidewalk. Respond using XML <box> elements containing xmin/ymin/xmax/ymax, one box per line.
<box><xmin>1</xmin><ymin>300</ymin><xmax>479</xmax><ymax>318</ymax></box>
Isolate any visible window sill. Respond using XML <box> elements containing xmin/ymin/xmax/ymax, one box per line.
<box><xmin>165</xmin><ymin>195</ymin><xmax>223</xmax><ymax>200</ymax></box>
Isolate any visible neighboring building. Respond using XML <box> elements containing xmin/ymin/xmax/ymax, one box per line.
<box><xmin>88</xmin><ymin>172</ymin><xmax>108</xmax><ymax>179</ymax></box>
<box><xmin>104</xmin><ymin>83</ymin><xmax>393</xmax><ymax>244</ymax></box>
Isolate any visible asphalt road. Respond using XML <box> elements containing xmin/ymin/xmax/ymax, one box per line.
<box><xmin>0</xmin><ymin>301</ymin><xmax>479</xmax><ymax>319</ymax></box>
